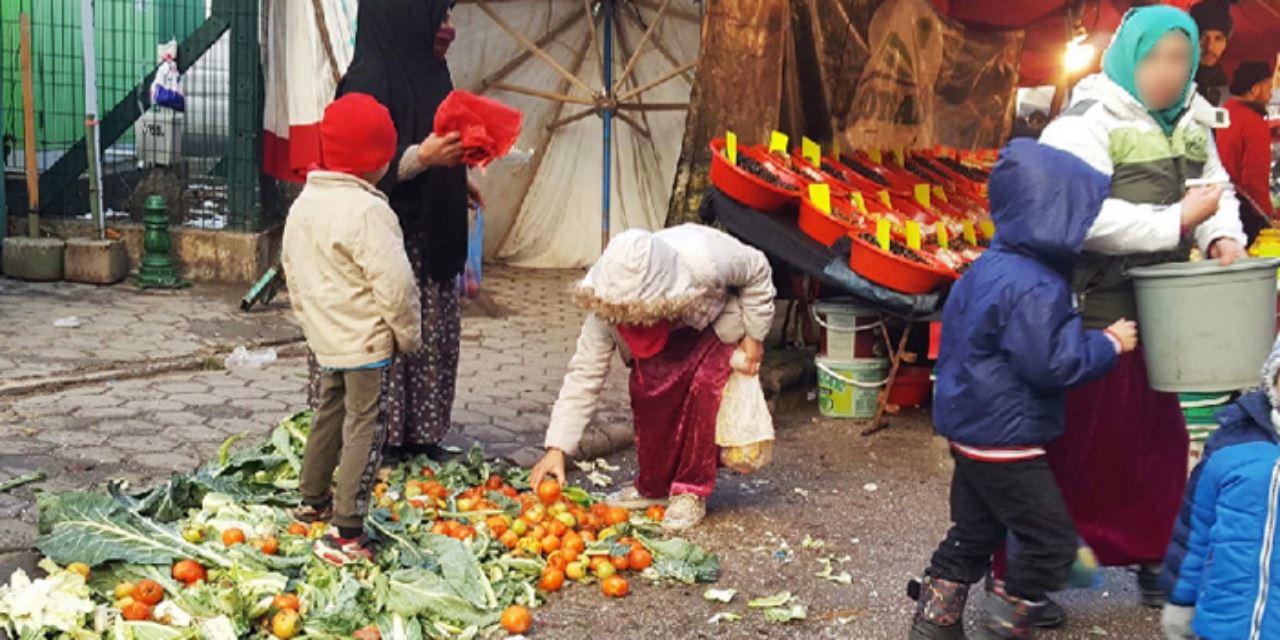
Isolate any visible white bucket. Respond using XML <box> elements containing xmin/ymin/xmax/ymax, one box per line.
<box><xmin>813</xmin><ymin>300</ymin><xmax>882</xmax><ymax>363</ymax></box>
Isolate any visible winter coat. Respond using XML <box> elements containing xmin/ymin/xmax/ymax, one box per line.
<box><xmin>932</xmin><ymin>140</ymin><xmax>1119</xmax><ymax>450</ymax></box>
<box><xmin>1217</xmin><ymin>99</ymin><xmax>1276</xmax><ymax>220</ymax></box>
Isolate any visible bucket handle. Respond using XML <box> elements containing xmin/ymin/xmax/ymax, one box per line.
<box><xmin>811</xmin><ymin>305</ymin><xmax>883</xmax><ymax>333</ymax></box>
<box><xmin>816</xmin><ymin>360</ymin><xmax>890</xmax><ymax>389</ymax></box>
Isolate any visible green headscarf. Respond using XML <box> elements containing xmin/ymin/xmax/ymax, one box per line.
<box><xmin>1102</xmin><ymin>6</ymin><xmax>1201</xmax><ymax>135</ymax></box>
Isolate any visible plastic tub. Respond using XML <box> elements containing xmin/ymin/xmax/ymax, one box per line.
<box><xmin>848</xmin><ymin>232</ymin><xmax>958</xmax><ymax>294</ymax></box>
<box><xmin>812</xmin><ymin>300</ymin><xmax>882</xmax><ymax>361</ymax></box>
<box><xmin>816</xmin><ymin>357</ymin><xmax>889</xmax><ymax>419</ymax></box>
<box><xmin>799</xmin><ymin>192</ymin><xmax>863</xmax><ymax>247</ymax></box>
<box><xmin>888</xmin><ymin>365</ymin><xmax>933</xmax><ymax>408</ymax></box>
<box><xmin>1130</xmin><ymin>257</ymin><xmax>1280</xmax><ymax>392</ymax></box>
<box><xmin>709</xmin><ymin>139</ymin><xmax>803</xmax><ymax>212</ymax></box>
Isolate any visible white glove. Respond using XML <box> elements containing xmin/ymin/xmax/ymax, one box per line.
<box><xmin>1161</xmin><ymin>603</ymin><xmax>1196</xmax><ymax>640</ymax></box>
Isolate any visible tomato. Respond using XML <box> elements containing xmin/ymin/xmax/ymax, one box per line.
<box><xmin>581</xmin><ymin>530</ymin><xmax>597</xmax><ymax>543</ymax></box>
<box><xmin>172</xmin><ymin>560</ymin><xmax>206</xmax><ymax>585</ymax></box>
<box><xmin>431</xmin><ymin>521</ymin><xmax>450</xmax><ymax>536</ymax></box>
<box><xmin>353</xmin><ymin>625</ymin><xmax>383</xmax><ymax>640</ymax></box>
<box><xmin>500</xmin><ymin>485</ymin><xmax>519</xmax><ymax>498</ymax></box>
<box><xmin>114</xmin><ymin>582</ymin><xmax>136</xmax><ymax>600</ymax></box>
<box><xmin>548</xmin><ymin>502</ymin><xmax>568</xmax><ymax>517</ymax></box>
<box><xmin>424</xmin><ymin>481</ymin><xmax>449</xmax><ymax>500</ymax></box>
<box><xmin>563</xmin><ymin>533</ymin><xmax>586</xmax><ymax>555</ymax></box>
<box><xmin>546</xmin><ymin>552</ymin><xmax>569</xmax><ymax>572</ymax></box>
<box><xmin>120</xmin><ymin>600</ymin><xmax>152</xmax><ymax>621</ymax></box>
<box><xmin>536</xmin><ymin>479</ymin><xmax>562</xmax><ymax>506</ymax></box>
<box><xmin>598</xmin><ymin>527</ymin><xmax>620</xmax><ymax>543</ymax></box>
<box><xmin>456</xmin><ymin>497</ymin><xmax>478</xmax><ymax>513</ymax></box>
<box><xmin>590</xmin><ymin>503</ymin><xmax>609</xmax><ymax>519</ymax></box>
<box><xmin>609</xmin><ymin>554</ymin><xmax>630</xmax><ymax>572</ymax></box>
<box><xmin>287</xmin><ymin>522</ymin><xmax>308</xmax><ymax>536</ymax></box>
<box><xmin>531</xmin><ymin>525</ymin><xmax>548</xmax><ymax>541</ymax></box>
<box><xmin>421</xmin><ymin>466</ymin><xmax>436</xmax><ymax>478</ymax></box>
<box><xmin>538</xmin><ymin>568</ymin><xmax>566</xmax><ymax>592</ymax></box>
<box><xmin>547</xmin><ymin>520</ymin><xmax>568</xmax><ymax>538</ymax></box>
<box><xmin>272</xmin><ymin>593</ymin><xmax>301</xmax><ymax>612</ymax></box>
<box><xmin>645</xmin><ymin>505</ymin><xmax>666</xmax><ymax>522</ymax></box>
<box><xmin>404</xmin><ymin>482</ymin><xmax>423</xmax><ymax>499</ymax></box>
<box><xmin>485</xmin><ymin>515</ymin><xmax>510</xmax><ymax>537</ymax></box>
<box><xmin>604</xmin><ymin>506</ymin><xmax>630</xmax><ymax>526</ymax></box>
<box><xmin>560</xmin><ymin>547</ymin><xmax>580</xmax><ymax>564</ymax></box>
<box><xmin>518</xmin><ymin>537</ymin><xmax>543</xmax><ymax>556</ymax></box>
<box><xmin>271</xmin><ymin>608</ymin><xmax>300</xmax><ymax>639</ymax></box>
<box><xmin>499</xmin><ymin>530</ymin><xmax>520</xmax><ymax>549</ymax></box>
<box><xmin>565</xmin><ymin>561</ymin><xmax>587</xmax><ymax>581</ymax></box>
<box><xmin>451</xmin><ymin>525</ymin><xmax>476</xmax><ymax>541</ymax></box>
<box><xmin>601</xmin><ymin>575</ymin><xmax>630</xmax><ymax>597</ymax></box>
<box><xmin>628</xmin><ymin>547</ymin><xmax>653</xmax><ymax>571</ymax></box>
<box><xmin>309</xmin><ymin>522</ymin><xmax>327</xmax><ymax>539</ymax></box>
<box><xmin>135</xmin><ymin>579</ymin><xmax>165</xmax><ymax>606</ymax></box>
<box><xmin>222</xmin><ymin>528</ymin><xmax>246</xmax><ymax>547</ymax></box>
<box><xmin>525</xmin><ymin>505</ymin><xmax>546</xmax><ymax>523</ymax></box>
<box><xmin>511</xmin><ymin>519</ymin><xmax>529</xmax><ymax>536</ymax></box>
<box><xmin>555</xmin><ymin>512</ymin><xmax>577</xmax><ymax>529</ymax></box>
<box><xmin>182</xmin><ymin>527</ymin><xmax>204</xmax><ymax>543</ymax></box>
<box><xmin>373</xmin><ymin>482</ymin><xmax>389</xmax><ymax>497</ymax></box>
<box><xmin>66</xmin><ymin>563</ymin><xmax>90</xmax><ymax>579</ymax></box>
<box><xmin>540</xmin><ymin>534</ymin><xmax>561</xmax><ymax>553</ymax></box>
<box><xmin>256</xmin><ymin>536</ymin><xmax>280</xmax><ymax>556</ymax></box>
<box><xmin>593</xmin><ymin>558</ymin><xmax>617</xmax><ymax>579</ymax></box>
<box><xmin>500</xmin><ymin>605</ymin><xmax>533</xmax><ymax>634</ymax></box>
<box><xmin>485</xmin><ymin>474</ymin><xmax>505</xmax><ymax>491</ymax></box>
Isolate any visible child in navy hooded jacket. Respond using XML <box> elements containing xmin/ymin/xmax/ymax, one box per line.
<box><xmin>910</xmin><ymin>139</ymin><xmax>1137</xmax><ymax>640</ymax></box>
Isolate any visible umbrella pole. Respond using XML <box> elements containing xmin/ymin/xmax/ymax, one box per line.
<box><xmin>601</xmin><ymin>0</ymin><xmax>613</xmax><ymax>252</ymax></box>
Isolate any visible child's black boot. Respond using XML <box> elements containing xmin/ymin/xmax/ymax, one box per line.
<box><xmin>908</xmin><ymin>575</ymin><xmax>970</xmax><ymax>640</ymax></box>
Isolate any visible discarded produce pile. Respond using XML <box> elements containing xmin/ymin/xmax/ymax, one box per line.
<box><xmin>709</xmin><ymin>131</ymin><xmax>999</xmax><ymax>294</ymax></box>
<box><xmin>2</xmin><ymin>412</ymin><xmax>721</xmax><ymax>639</ymax></box>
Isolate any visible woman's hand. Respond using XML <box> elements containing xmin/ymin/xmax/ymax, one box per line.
<box><xmin>1208</xmin><ymin>237</ymin><xmax>1247</xmax><ymax>266</ymax></box>
<box><xmin>530</xmin><ymin>448</ymin><xmax>566</xmax><ymax>488</ymax></box>
<box><xmin>467</xmin><ymin>175</ymin><xmax>485</xmax><ymax>208</ymax></box>
<box><xmin>737</xmin><ymin>337</ymin><xmax>764</xmax><ymax>376</ymax></box>
<box><xmin>417</xmin><ymin>131</ymin><xmax>463</xmax><ymax>167</ymax></box>
<box><xmin>1179</xmin><ymin>185</ymin><xmax>1223</xmax><ymax>232</ymax></box>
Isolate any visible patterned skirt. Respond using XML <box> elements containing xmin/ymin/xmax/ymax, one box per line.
<box><xmin>308</xmin><ymin>236</ymin><xmax>462</xmax><ymax>450</ymax></box>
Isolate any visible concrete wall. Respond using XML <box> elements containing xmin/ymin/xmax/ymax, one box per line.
<box><xmin>5</xmin><ymin>220</ymin><xmax>280</xmax><ymax>284</ymax></box>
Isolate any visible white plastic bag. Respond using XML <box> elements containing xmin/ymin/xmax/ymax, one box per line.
<box><xmin>223</xmin><ymin>346</ymin><xmax>277</xmax><ymax>370</ymax></box>
<box><xmin>716</xmin><ymin>350</ymin><xmax>775</xmax><ymax>473</ymax></box>
<box><xmin>150</xmin><ymin>40</ymin><xmax>185</xmax><ymax>112</ymax></box>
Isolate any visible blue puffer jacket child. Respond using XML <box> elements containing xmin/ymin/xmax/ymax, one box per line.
<box><xmin>1161</xmin><ymin>337</ymin><xmax>1280</xmax><ymax>640</ymax></box>
<box><xmin>932</xmin><ymin>139</ymin><xmax>1119</xmax><ymax>449</ymax></box>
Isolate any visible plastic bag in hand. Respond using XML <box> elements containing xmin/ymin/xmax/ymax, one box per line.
<box><xmin>433</xmin><ymin>91</ymin><xmax>522</xmax><ymax>168</ymax></box>
<box><xmin>716</xmin><ymin>350</ymin><xmax>775</xmax><ymax>473</ymax></box>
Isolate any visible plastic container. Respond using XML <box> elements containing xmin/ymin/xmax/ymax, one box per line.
<box><xmin>848</xmin><ymin>232</ymin><xmax>958</xmax><ymax>295</ymax></box>
<box><xmin>136</xmin><ymin>109</ymin><xmax>185</xmax><ymax>167</ymax></box>
<box><xmin>709</xmin><ymin>139</ymin><xmax>803</xmax><ymax>212</ymax></box>
<box><xmin>1130</xmin><ymin>257</ymin><xmax>1280</xmax><ymax>392</ymax></box>
<box><xmin>888</xmin><ymin>365</ymin><xmax>933</xmax><ymax>408</ymax></box>
<box><xmin>816</xmin><ymin>357</ymin><xmax>889</xmax><ymax>419</ymax></box>
<box><xmin>799</xmin><ymin>192</ymin><xmax>863</xmax><ymax>247</ymax></box>
<box><xmin>812</xmin><ymin>300</ymin><xmax>881</xmax><ymax>361</ymax></box>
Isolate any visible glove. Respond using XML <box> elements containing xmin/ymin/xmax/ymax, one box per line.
<box><xmin>1161</xmin><ymin>603</ymin><xmax>1195</xmax><ymax>640</ymax></box>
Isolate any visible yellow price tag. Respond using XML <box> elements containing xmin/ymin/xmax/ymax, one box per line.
<box><xmin>802</xmin><ymin>137</ymin><xmax>821</xmax><ymax>167</ymax></box>
<box><xmin>878</xmin><ymin>190</ymin><xmax>892</xmax><ymax>208</ymax></box>
<box><xmin>869</xmin><ymin>148</ymin><xmax>883</xmax><ymax>164</ymax></box>
<box><xmin>932</xmin><ymin>185</ymin><xmax>948</xmax><ymax>203</ymax></box>
<box><xmin>913</xmin><ymin>184</ymin><xmax>931</xmax><ymax>209</ymax></box>
<box><xmin>808</xmin><ymin>183</ymin><xmax>831</xmax><ymax>215</ymax></box>
<box><xmin>769</xmin><ymin>131</ymin><xmax>789</xmax><ymax>154</ymax></box>
<box><xmin>936</xmin><ymin>223</ymin><xmax>949</xmax><ymax>249</ymax></box>
<box><xmin>876</xmin><ymin>218</ymin><xmax>891</xmax><ymax>251</ymax></box>
<box><xmin>906</xmin><ymin>221</ymin><xmax>922</xmax><ymax>251</ymax></box>
<box><xmin>726</xmin><ymin>131</ymin><xmax>738</xmax><ymax>166</ymax></box>
<box><xmin>893</xmin><ymin>147</ymin><xmax>905</xmax><ymax>167</ymax></box>
<box><xmin>963</xmin><ymin>220</ymin><xmax>977</xmax><ymax>245</ymax></box>
<box><xmin>851</xmin><ymin>192</ymin><xmax>867</xmax><ymax>215</ymax></box>
<box><xmin>980</xmin><ymin>220</ymin><xmax>996</xmax><ymax>240</ymax></box>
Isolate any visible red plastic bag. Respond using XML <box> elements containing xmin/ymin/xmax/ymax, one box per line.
<box><xmin>433</xmin><ymin>90</ymin><xmax>522</xmax><ymax>168</ymax></box>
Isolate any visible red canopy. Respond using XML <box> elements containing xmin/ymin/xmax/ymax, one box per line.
<box><xmin>931</xmin><ymin>0</ymin><xmax>1280</xmax><ymax>86</ymax></box>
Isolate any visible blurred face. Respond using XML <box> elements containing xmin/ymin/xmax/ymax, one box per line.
<box><xmin>1135</xmin><ymin>32</ymin><xmax>1193</xmax><ymax>110</ymax></box>
<box><xmin>1200</xmin><ymin>30</ymin><xmax>1228</xmax><ymax>67</ymax></box>
<box><xmin>1247</xmin><ymin>78</ymin><xmax>1274</xmax><ymax>104</ymax></box>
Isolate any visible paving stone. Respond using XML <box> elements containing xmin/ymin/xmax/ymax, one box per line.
<box><xmin>235</xmin><ymin>398</ymin><xmax>289</xmax><ymax>413</ymax></box>
<box><xmin>155</xmin><ymin>382</ymin><xmax>213</xmax><ymax>395</ymax></box>
<box><xmin>0</xmin><ymin>438</ymin><xmax>55</xmax><ymax>455</ymax></box>
<box><xmin>168</xmin><ymin>393</ymin><xmax>229</xmax><ymax>407</ymax></box>
<box><xmin>123</xmin><ymin>399</ymin><xmax>189</xmax><ymax>412</ymax></box>
<box><xmin>34</xmin><ymin>428</ymin><xmax>107</xmax><ymax>447</ymax></box>
<box><xmin>73</xmin><ymin>406</ymin><xmax>140</xmax><ymax>420</ymax></box>
<box><xmin>134</xmin><ymin>452</ymin><xmax>201</xmax><ymax>472</ymax></box>
<box><xmin>152</xmin><ymin>411</ymin><xmax>197</xmax><ymax>426</ymax></box>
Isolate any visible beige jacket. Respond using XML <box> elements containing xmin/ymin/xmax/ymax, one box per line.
<box><xmin>545</xmin><ymin>224</ymin><xmax>775</xmax><ymax>453</ymax></box>
<box><xmin>282</xmin><ymin>171</ymin><xmax>422</xmax><ymax>369</ymax></box>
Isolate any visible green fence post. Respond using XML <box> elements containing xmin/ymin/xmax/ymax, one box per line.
<box><xmin>225</xmin><ymin>0</ymin><xmax>261</xmax><ymax>231</ymax></box>
<box><xmin>0</xmin><ymin>13</ymin><xmax>8</xmax><ymax>253</ymax></box>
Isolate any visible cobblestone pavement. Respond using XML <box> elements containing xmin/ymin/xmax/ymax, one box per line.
<box><xmin>0</xmin><ymin>266</ymin><xmax>631</xmax><ymax>562</ymax></box>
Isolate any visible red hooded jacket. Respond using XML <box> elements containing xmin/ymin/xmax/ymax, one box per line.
<box><xmin>1216</xmin><ymin>99</ymin><xmax>1275</xmax><ymax>220</ymax></box>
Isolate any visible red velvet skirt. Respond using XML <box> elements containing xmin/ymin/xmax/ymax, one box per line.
<box><xmin>629</xmin><ymin>327</ymin><xmax>735</xmax><ymax>499</ymax></box>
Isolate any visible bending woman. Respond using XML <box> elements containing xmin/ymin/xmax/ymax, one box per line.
<box><xmin>530</xmin><ymin>225</ymin><xmax>775</xmax><ymax>531</ymax></box>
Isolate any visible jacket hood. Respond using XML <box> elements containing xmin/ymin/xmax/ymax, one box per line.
<box><xmin>987</xmin><ymin>139</ymin><xmax>1111</xmax><ymax>269</ymax></box>
<box><xmin>1217</xmin><ymin>391</ymin><xmax>1279</xmax><ymax>440</ymax></box>
<box><xmin>574</xmin><ymin>229</ymin><xmax>704</xmax><ymax>325</ymax></box>
<box><xmin>1070</xmin><ymin>73</ymin><xmax>1222</xmax><ymax>130</ymax></box>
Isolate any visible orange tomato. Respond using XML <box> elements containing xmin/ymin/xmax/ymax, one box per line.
<box><xmin>563</xmin><ymin>534</ymin><xmax>586</xmax><ymax>555</ymax></box>
<box><xmin>286</xmin><ymin>522</ymin><xmax>308</xmax><ymax>536</ymax></box>
<box><xmin>485</xmin><ymin>474</ymin><xmax>505</xmax><ymax>491</ymax></box>
<box><xmin>560</xmin><ymin>547</ymin><xmax>580</xmax><ymax>563</ymax></box>
<box><xmin>645</xmin><ymin>505</ymin><xmax>666</xmax><ymax>522</ymax></box>
<box><xmin>451</xmin><ymin>525</ymin><xmax>476</xmax><ymax>540</ymax></box>
<box><xmin>546</xmin><ymin>552</ymin><xmax>569</xmax><ymax>572</ymax></box>
<box><xmin>628</xmin><ymin>547</ymin><xmax>653</xmax><ymax>571</ymax></box>
<box><xmin>601</xmin><ymin>575</ymin><xmax>630</xmax><ymax>597</ymax></box>
<box><xmin>536</xmin><ymin>479</ymin><xmax>562</xmax><ymax>506</ymax></box>
<box><xmin>499</xmin><ymin>530</ymin><xmax>520</xmax><ymax>549</ymax></box>
<box><xmin>609</xmin><ymin>554</ymin><xmax>630</xmax><ymax>572</ymax></box>
<box><xmin>500</xmin><ymin>606</ymin><xmax>532</xmax><ymax>634</ymax></box>
<box><xmin>120</xmin><ymin>600</ymin><xmax>152</xmax><ymax>621</ymax></box>
<box><xmin>431</xmin><ymin>521</ymin><xmax>449</xmax><ymax>536</ymax></box>
<box><xmin>272</xmin><ymin>593</ymin><xmax>301</xmax><ymax>611</ymax></box>
<box><xmin>421</xmin><ymin>466</ymin><xmax>436</xmax><ymax>478</ymax></box>
<box><xmin>257</xmin><ymin>536</ymin><xmax>279</xmax><ymax>556</ymax></box>
<box><xmin>605</xmin><ymin>506</ymin><xmax>630</xmax><ymax>526</ymax></box>
<box><xmin>485</xmin><ymin>515</ymin><xmax>509</xmax><ymax>537</ymax></box>
<box><xmin>134</xmin><ymin>579</ymin><xmax>165</xmax><ymax>606</ymax></box>
<box><xmin>581</xmin><ymin>530</ymin><xmax>597</xmax><ymax>543</ymax></box>
<box><xmin>500</xmin><ymin>485</ymin><xmax>519</xmax><ymax>498</ymax></box>
<box><xmin>531</xmin><ymin>525</ymin><xmax>548</xmax><ymax>541</ymax></box>
<box><xmin>548</xmin><ymin>520</ymin><xmax>568</xmax><ymax>538</ymax></box>
<box><xmin>222</xmin><ymin>528</ymin><xmax>246</xmax><ymax>547</ymax></box>
<box><xmin>538</xmin><ymin>568</ymin><xmax>566</xmax><ymax>592</ymax></box>
<box><xmin>171</xmin><ymin>560</ymin><xmax>206</xmax><ymax>585</ymax></box>
<box><xmin>540</xmin><ymin>535</ymin><xmax>561</xmax><ymax>553</ymax></box>
<box><xmin>593</xmin><ymin>558</ymin><xmax>617</xmax><ymax>579</ymax></box>
<box><xmin>590</xmin><ymin>503</ymin><xmax>610</xmax><ymax>518</ymax></box>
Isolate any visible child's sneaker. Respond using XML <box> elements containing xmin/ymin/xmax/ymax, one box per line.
<box><xmin>290</xmin><ymin>499</ymin><xmax>333</xmax><ymax>524</ymax></box>
<box><xmin>313</xmin><ymin>531</ymin><xmax>374</xmax><ymax>566</ymax></box>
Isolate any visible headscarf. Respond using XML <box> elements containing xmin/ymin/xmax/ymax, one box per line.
<box><xmin>337</xmin><ymin>0</ymin><xmax>469</xmax><ymax>282</ymax></box>
<box><xmin>1102</xmin><ymin>6</ymin><xmax>1201</xmax><ymax>135</ymax></box>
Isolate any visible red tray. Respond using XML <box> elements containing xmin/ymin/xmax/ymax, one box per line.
<box><xmin>848</xmin><ymin>231</ymin><xmax>958</xmax><ymax>294</ymax></box>
<box><xmin>799</xmin><ymin>188</ymin><xmax>864</xmax><ymax>247</ymax></box>
<box><xmin>709</xmin><ymin>139</ymin><xmax>803</xmax><ymax>212</ymax></box>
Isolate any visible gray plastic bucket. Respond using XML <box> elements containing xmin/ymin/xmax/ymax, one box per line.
<box><xmin>1129</xmin><ymin>258</ymin><xmax>1280</xmax><ymax>393</ymax></box>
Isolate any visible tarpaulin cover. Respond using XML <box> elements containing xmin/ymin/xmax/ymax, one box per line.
<box><xmin>698</xmin><ymin>189</ymin><xmax>943</xmax><ymax>320</ymax></box>
<box><xmin>433</xmin><ymin>90</ymin><xmax>523</xmax><ymax>169</ymax></box>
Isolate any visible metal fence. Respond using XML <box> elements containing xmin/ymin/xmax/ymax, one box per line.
<box><xmin>1</xmin><ymin>0</ymin><xmax>275</xmax><ymax>233</ymax></box>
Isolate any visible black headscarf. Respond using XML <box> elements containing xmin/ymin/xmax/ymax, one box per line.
<box><xmin>337</xmin><ymin>0</ymin><xmax>469</xmax><ymax>282</ymax></box>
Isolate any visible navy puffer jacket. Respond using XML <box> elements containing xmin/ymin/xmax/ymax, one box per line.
<box><xmin>932</xmin><ymin>139</ymin><xmax>1119</xmax><ymax>448</ymax></box>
